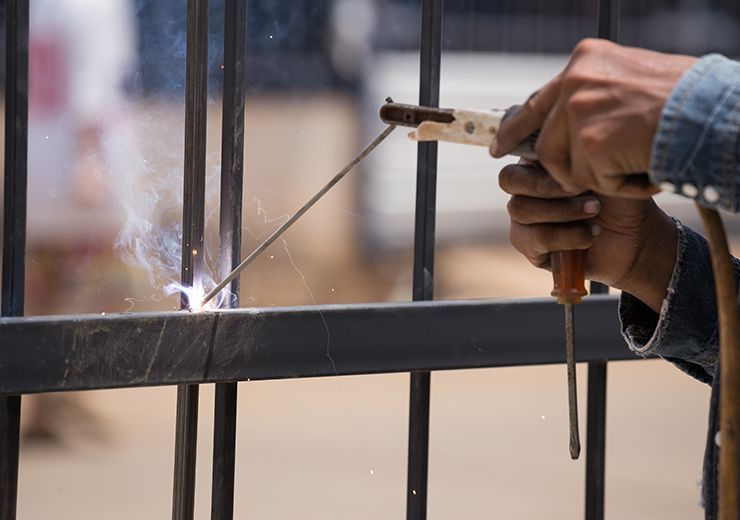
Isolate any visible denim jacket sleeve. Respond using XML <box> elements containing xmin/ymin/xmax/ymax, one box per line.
<box><xmin>649</xmin><ymin>54</ymin><xmax>740</xmax><ymax>211</ymax></box>
<box><xmin>619</xmin><ymin>219</ymin><xmax>740</xmax><ymax>385</ymax></box>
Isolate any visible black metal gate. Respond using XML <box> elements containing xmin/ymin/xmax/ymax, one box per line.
<box><xmin>1</xmin><ymin>1</ymin><xmax>629</xmax><ymax>519</ymax></box>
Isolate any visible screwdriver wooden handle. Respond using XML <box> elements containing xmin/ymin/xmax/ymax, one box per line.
<box><xmin>551</xmin><ymin>250</ymin><xmax>588</xmax><ymax>305</ymax></box>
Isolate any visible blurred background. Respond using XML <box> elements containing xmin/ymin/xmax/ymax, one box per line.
<box><xmin>1</xmin><ymin>0</ymin><xmax>739</xmax><ymax>517</ymax></box>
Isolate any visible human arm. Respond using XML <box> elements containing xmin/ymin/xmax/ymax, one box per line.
<box><xmin>492</xmin><ymin>39</ymin><xmax>740</xmax><ymax>210</ymax></box>
<box><xmin>499</xmin><ymin>162</ymin><xmax>739</xmax><ymax>382</ymax></box>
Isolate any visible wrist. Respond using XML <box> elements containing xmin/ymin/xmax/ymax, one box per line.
<box><xmin>616</xmin><ymin>207</ymin><xmax>677</xmax><ymax>313</ymax></box>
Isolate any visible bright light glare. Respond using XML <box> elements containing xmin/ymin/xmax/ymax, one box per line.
<box><xmin>164</xmin><ymin>282</ymin><xmax>219</xmax><ymax>312</ymax></box>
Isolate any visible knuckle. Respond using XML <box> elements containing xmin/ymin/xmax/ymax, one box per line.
<box><xmin>498</xmin><ymin>165</ymin><xmax>516</xmax><ymax>193</ymax></box>
<box><xmin>573</xmin><ymin>37</ymin><xmax>604</xmax><ymax>57</ymax></box>
<box><xmin>566</xmin><ymin>91</ymin><xmax>592</xmax><ymax>116</ymax></box>
<box><xmin>578</xmin><ymin>126</ymin><xmax>605</xmax><ymax>154</ymax></box>
<box><xmin>506</xmin><ymin>196</ymin><xmax>524</xmax><ymax>219</ymax></box>
<box><xmin>509</xmin><ymin>222</ymin><xmax>527</xmax><ymax>252</ymax></box>
<box><xmin>561</xmin><ymin>70</ymin><xmax>595</xmax><ymax>93</ymax></box>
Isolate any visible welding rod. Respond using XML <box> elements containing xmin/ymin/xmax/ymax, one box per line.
<box><xmin>201</xmin><ymin>124</ymin><xmax>397</xmax><ymax>307</ymax></box>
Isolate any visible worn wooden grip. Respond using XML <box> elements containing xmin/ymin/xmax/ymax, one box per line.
<box><xmin>551</xmin><ymin>250</ymin><xmax>588</xmax><ymax>305</ymax></box>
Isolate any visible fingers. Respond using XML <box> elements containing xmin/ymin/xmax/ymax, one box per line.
<box><xmin>499</xmin><ymin>163</ymin><xmax>576</xmax><ymax>199</ymax></box>
<box><xmin>501</xmin><ymin>161</ymin><xmax>600</xmax><ymax>271</ymax></box>
<box><xmin>491</xmin><ymin>77</ymin><xmax>561</xmax><ymax>158</ymax></box>
<box><xmin>507</xmin><ymin>195</ymin><xmax>601</xmax><ymax>225</ymax></box>
<box><xmin>509</xmin><ymin>220</ymin><xmax>599</xmax><ymax>269</ymax></box>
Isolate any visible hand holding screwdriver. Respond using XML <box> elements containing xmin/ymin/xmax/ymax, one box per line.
<box><xmin>498</xmin><ymin>162</ymin><xmax>676</xmax><ymax>458</ymax></box>
<box><xmin>499</xmin><ymin>104</ymin><xmax>586</xmax><ymax>459</ymax></box>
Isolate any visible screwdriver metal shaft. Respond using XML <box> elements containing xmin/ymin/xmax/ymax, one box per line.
<box><xmin>201</xmin><ymin>124</ymin><xmax>397</xmax><ymax>307</ymax></box>
<box><xmin>564</xmin><ymin>302</ymin><xmax>580</xmax><ymax>460</ymax></box>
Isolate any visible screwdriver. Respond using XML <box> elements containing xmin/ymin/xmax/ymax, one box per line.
<box><xmin>551</xmin><ymin>249</ymin><xmax>588</xmax><ymax>460</ymax></box>
<box><xmin>380</xmin><ymin>100</ymin><xmax>588</xmax><ymax>459</ymax></box>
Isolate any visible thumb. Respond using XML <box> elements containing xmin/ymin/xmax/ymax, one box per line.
<box><xmin>491</xmin><ymin>76</ymin><xmax>561</xmax><ymax>158</ymax></box>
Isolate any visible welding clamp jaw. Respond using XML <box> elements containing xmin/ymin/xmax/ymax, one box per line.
<box><xmin>379</xmin><ymin>100</ymin><xmax>538</xmax><ymax>161</ymax></box>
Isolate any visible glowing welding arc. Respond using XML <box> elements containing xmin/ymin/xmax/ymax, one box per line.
<box><xmin>201</xmin><ymin>124</ymin><xmax>397</xmax><ymax>307</ymax></box>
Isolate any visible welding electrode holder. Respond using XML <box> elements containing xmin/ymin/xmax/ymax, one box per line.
<box><xmin>379</xmin><ymin>101</ymin><xmax>539</xmax><ymax>161</ymax></box>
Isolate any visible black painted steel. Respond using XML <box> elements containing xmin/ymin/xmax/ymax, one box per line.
<box><xmin>173</xmin><ymin>0</ymin><xmax>209</xmax><ymax>518</ymax></box>
<box><xmin>584</xmin><ymin>1</ymin><xmax>620</xmax><ymax>517</ymax></box>
<box><xmin>2</xmin><ymin>3</ymin><xmax>28</xmax><ymax>319</ymax></box>
<box><xmin>1</xmin><ymin>2</ymin><xmax>28</xmax><ymax>518</ymax></box>
<box><xmin>585</xmin><ymin>361</ymin><xmax>608</xmax><ymax>520</ymax></box>
<box><xmin>211</xmin><ymin>0</ymin><xmax>247</xmax><ymax>517</ymax></box>
<box><xmin>586</xmin><ymin>282</ymin><xmax>609</xmax><ymax>520</ymax></box>
<box><xmin>407</xmin><ymin>1</ymin><xmax>443</xmax><ymax>519</ymax></box>
<box><xmin>0</xmin><ymin>296</ymin><xmax>637</xmax><ymax>395</ymax></box>
<box><xmin>0</xmin><ymin>397</ymin><xmax>21</xmax><ymax>520</ymax></box>
<box><xmin>212</xmin><ymin>383</ymin><xmax>238</xmax><ymax>519</ymax></box>
<box><xmin>598</xmin><ymin>0</ymin><xmax>620</xmax><ymax>44</ymax></box>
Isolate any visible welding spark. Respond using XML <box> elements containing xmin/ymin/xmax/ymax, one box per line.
<box><xmin>165</xmin><ymin>282</ymin><xmax>220</xmax><ymax>313</ymax></box>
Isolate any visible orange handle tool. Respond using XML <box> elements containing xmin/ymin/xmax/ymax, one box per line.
<box><xmin>551</xmin><ymin>250</ymin><xmax>588</xmax><ymax>304</ymax></box>
<box><xmin>552</xmin><ymin>249</ymin><xmax>588</xmax><ymax>460</ymax></box>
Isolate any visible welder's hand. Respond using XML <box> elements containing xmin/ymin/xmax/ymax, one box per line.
<box><xmin>499</xmin><ymin>162</ymin><xmax>677</xmax><ymax>312</ymax></box>
<box><xmin>491</xmin><ymin>38</ymin><xmax>696</xmax><ymax>198</ymax></box>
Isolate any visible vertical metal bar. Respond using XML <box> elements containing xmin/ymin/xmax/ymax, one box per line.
<box><xmin>584</xmin><ymin>3</ymin><xmax>619</xmax><ymax>519</ymax></box>
<box><xmin>597</xmin><ymin>0</ymin><xmax>620</xmax><ymax>43</ymax></box>
<box><xmin>210</xmin><ymin>0</ymin><xmax>246</xmax><ymax>518</ymax></box>
<box><xmin>0</xmin><ymin>2</ymin><xmax>29</xmax><ymax>519</ymax></box>
<box><xmin>407</xmin><ymin>1</ymin><xmax>443</xmax><ymax>519</ymax></box>
<box><xmin>173</xmin><ymin>0</ymin><xmax>209</xmax><ymax>518</ymax></box>
<box><xmin>585</xmin><ymin>358</ymin><xmax>607</xmax><ymax>520</ymax></box>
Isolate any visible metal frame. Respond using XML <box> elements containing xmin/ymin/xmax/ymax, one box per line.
<box><xmin>1</xmin><ymin>2</ymin><xmax>28</xmax><ymax>518</ymax></box>
<box><xmin>0</xmin><ymin>1</ymin><xmax>626</xmax><ymax>519</ymax></box>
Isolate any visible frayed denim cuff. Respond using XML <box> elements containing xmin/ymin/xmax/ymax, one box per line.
<box><xmin>619</xmin><ymin>220</ymin><xmax>722</xmax><ymax>384</ymax></box>
<box><xmin>650</xmin><ymin>54</ymin><xmax>740</xmax><ymax>211</ymax></box>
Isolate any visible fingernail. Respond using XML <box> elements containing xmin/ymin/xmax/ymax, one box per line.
<box><xmin>591</xmin><ymin>224</ymin><xmax>602</xmax><ymax>237</ymax></box>
<box><xmin>583</xmin><ymin>199</ymin><xmax>601</xmax><ymax>215</ymax></box>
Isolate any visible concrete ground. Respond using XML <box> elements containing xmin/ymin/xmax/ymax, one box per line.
<box><xmin>17</xmin><ymin>359</ymin><xmax>710</xmax><ymax>519</ymax></box>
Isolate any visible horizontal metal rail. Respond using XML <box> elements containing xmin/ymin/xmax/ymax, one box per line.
<box><xmin>0</xmin><ymin>295</ymin><xmax>637</xmax><ymax>395</ymax></box>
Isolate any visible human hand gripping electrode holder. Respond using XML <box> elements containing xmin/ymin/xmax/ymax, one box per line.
<box><xmin>381</xmin><ymin>99</ymin><xmax>587</xmax><ymax>460</ymax></box>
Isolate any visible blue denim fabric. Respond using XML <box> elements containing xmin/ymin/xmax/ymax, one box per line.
<box><xmin>619</xmin><ymin>221</ymin><xmax>740</xmax><ymax>519</ymax></box>
<box><xmin>620</xmin><ymin>221</ymin><xmax>725</xmax><ymax>382</ymax></box>
<box><xmin>620</xmin><ymin>54</ymin><xmax>740</xmax><ymax>518</ymax></box>
<box><xmin>650</xmin><ymin>55</ymin><xmax>740</xmax><ymax>211</ymax></box>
